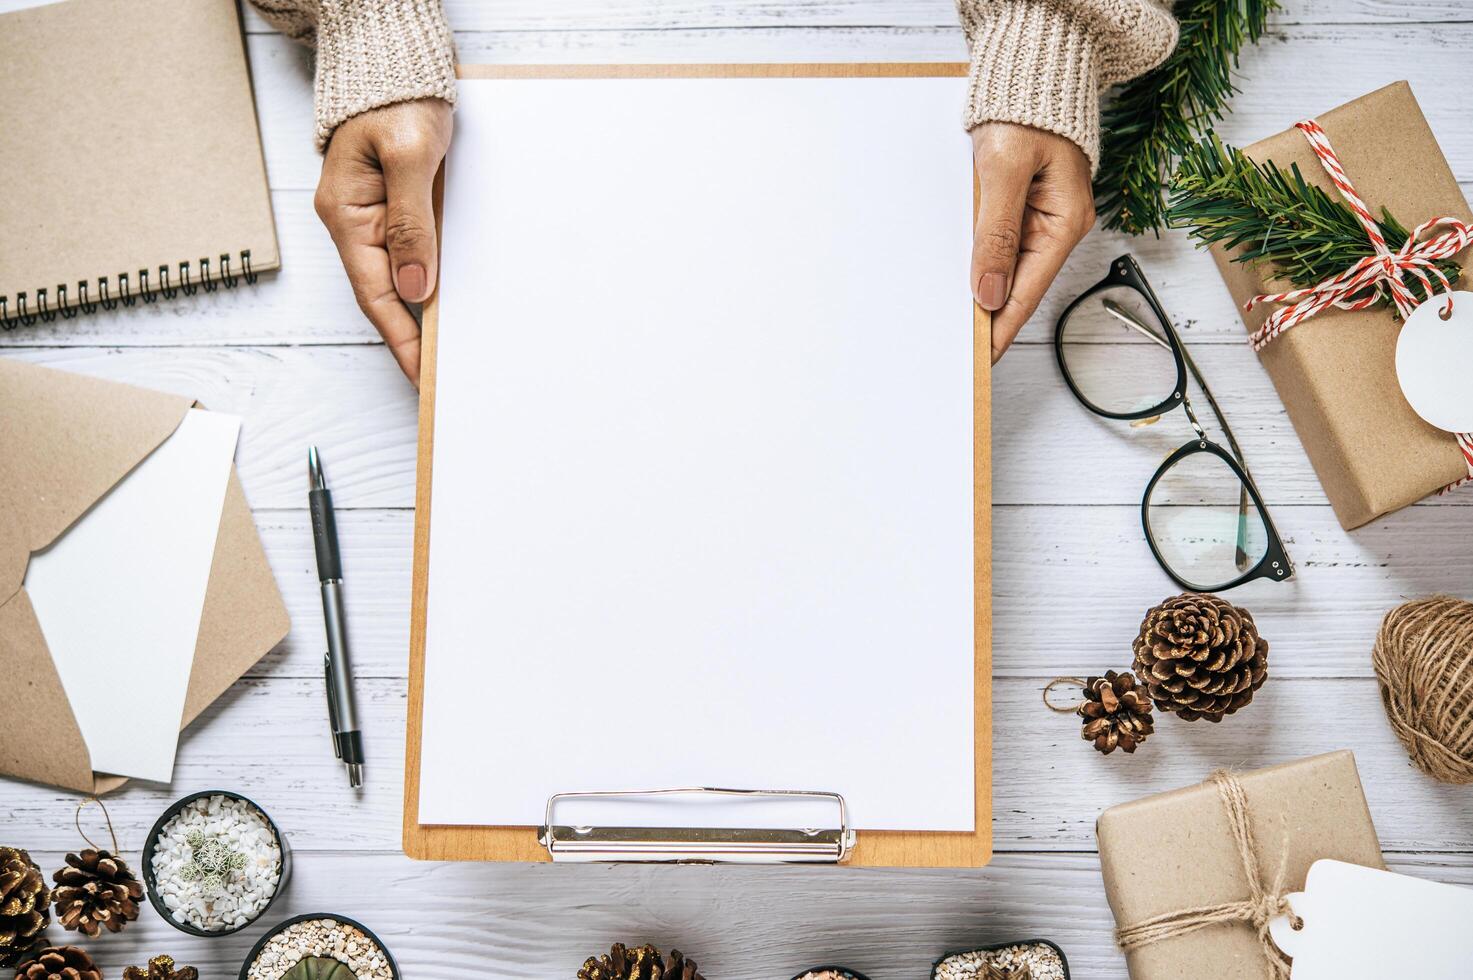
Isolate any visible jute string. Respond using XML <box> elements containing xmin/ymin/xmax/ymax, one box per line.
<box><xmin>1114</xmin><ymin>771</ymin><xmax>1300</xmax><ymax>979</ymax></box>
<box><xmin>1372</xmin><ymin>595</ymin><xmax>1473</xmax><ymax>784</ymax></box>
<box><xmin>74</xmin><ymin>796</ymin><xmax>121</xmax><ymax>853</ymax></box>
<box><xmin>1042</xmin><ymin>677</ymin><xmax>1088</xmax><ymax>713</ymax></box>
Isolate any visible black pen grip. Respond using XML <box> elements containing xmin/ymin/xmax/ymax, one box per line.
<box><xmin>309</xmin><ymin>487</ymin><xmax>342</xmax><ymax>581</ymax></box>
<box><xmin>336</xmin><ymin>730</ymin><xmax>365</xmax><ymax>765</ymax></box>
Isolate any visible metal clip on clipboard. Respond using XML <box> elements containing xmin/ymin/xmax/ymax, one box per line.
<box><xmin>538</xmin><ymin>787</ymin><xmax>856</xmax><ymax>864</ymax></box>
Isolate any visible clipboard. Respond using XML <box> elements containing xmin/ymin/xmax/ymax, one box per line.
<box><xmin>403</xmin><ymin>62</ymin><xmax>991</xmax><ymax>867</ymax></box>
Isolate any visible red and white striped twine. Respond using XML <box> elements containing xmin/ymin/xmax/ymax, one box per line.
<box><xmin>1243</xmin><ymin>118</ymin><xmax>1473</xmax><ymax>492</ymax></box>
<box><xmin>1448</xmin><ymin>433</ymin><xmax>1473</xmax><ymax>494</ymax></box>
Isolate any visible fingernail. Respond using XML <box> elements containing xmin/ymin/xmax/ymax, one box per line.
<box><xmin>397</xmin><ymin>263</ymin><xmax>428</xmax><ymax>302</ymax></box>
<box><xmin>978</xmin><ymin>273</ymin><xmax>1008</xmax><ymax>311</ymax></box>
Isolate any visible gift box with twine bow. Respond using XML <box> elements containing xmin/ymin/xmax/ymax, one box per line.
<box><xmin>1096</xmin><ymin>751</ymin><xmax>1384</xmax><ymax>980</ymax></box>
<box><xmin>1206</xmin><ymin>81</ymin><xmax>1472</xmax><ymax>529</ymax></box>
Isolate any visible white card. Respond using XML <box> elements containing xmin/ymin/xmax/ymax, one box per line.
<box><xmin>25</xmin><ymin>408</ymin><xmax>242</xmax><ymax>783</ymax></box>
<box><xmin>1395</xmin><ymin>290</ymin><xmax>1473</xmax><ymax>432</ymax></box>
<box><xmin>1268</xmin><ymin>860</ymin><xmax>1473</xmax><ymax>978</ymax></box>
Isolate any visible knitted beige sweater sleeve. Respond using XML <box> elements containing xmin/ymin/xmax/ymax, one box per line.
<box><xmin>955</xmin><ymin>0</ymin><xmax>1178</xmax><ymax>172</ymax></box>
<box><xmin>248</xmin><ymin>0</ymin><xmax>458</xmax><ymax>150</ymax></box>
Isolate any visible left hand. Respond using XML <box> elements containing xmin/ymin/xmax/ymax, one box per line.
<box><xmin>315</xmin><ymin>98</ymin><xmax>454</xmax><ymax>387</ymax></box>
<box><xmin>970</xmin><ymin>122</ymin><xmax>1096</xmax><ymax>363</ymax></box>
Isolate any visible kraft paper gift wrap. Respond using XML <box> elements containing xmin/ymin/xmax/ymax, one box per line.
<box><xmin>1208</xmin><ymin>81</ymin><xmax>1471</xmax><ymax>529</ymax></box>
<box><xmin>1096</xmin><ymin>751</ymin><xmax>1384</xmax><ymax>980</ymax></box>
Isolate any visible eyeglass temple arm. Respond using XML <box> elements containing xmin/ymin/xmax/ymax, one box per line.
<box><xmin>1175</xmin><ymin>347</ymin><xmax>1256</xmax><ymax>569</ymax></box>
<box><xmin>1100</xmin><ymin>300</ymin><xmax>1250</xmax><ymax>465</ymax></box>
<box><xmin>1103</xmin><ymin>299</ymin><xmax>1254</xmax><ymax>570</ymax></box>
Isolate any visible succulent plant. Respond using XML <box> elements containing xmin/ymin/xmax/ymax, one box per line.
<box><xmin>282</xmin><ymin>956</ymin><xmax>359</xmax><ymax>980</ymax></box>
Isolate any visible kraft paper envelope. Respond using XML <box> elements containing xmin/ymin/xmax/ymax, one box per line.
<box><xmin>0</xmin><ymin>358</ymin><xmax>289</xmax><ymax>794</ymax></box>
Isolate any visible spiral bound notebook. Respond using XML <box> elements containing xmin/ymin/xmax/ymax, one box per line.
<box><xmin>0</xmin><ymin>0</ymin><xmax>279</xmax><ymax>328</ymax></box>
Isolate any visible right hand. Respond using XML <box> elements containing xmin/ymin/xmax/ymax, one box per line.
<box><xmin>970</xmin><ymin>122</ymin><xmax>1096</xmax><ymax>364</ymax></box>
<box><xmin>315</xmin><ymin>98</ymin><xmax>454</xmax><ymax>387</ymax></box>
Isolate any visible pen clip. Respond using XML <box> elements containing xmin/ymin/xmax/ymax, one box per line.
<box><xmin>324</xmin><ymin>652</ymin><xmax>342</xmax><ymax>758</ymax></box>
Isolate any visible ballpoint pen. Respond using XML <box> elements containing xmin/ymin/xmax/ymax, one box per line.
<box><xmin>309</xmin><ymin>446</ymin><xmax>364</xmax><ymax>788</ymax></box>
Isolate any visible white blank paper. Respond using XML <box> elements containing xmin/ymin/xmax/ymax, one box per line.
<box><xmin>419</xmin><ymin>74</ymin><xmax>975</xmax><ymax>831</ymax></box>
<box><xmin>27</xmin><ymin>408</ymin><xmax>241</xmax><ymax>782</ymax></box>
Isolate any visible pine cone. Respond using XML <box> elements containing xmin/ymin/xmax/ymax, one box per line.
<box><xmin>123</xmin><ymin>954</ymin><xmax>200</xmax><ymax>980</ymax></box>
<box><xmin>1078</xmin><ymin>670</ymin><xmax>1154</xmax><ymax>754</ymax></box>
<box><xmin>660</xmin><ymin>950</ymin><xmax>702</xmax><ymax>980</ymax></box>
<box><xmin>51</xmin><ymin>848</ymin><xmax>143</xmax><ymax>937</ymax></box>
<box><xmin>14</xmin><ymin>945</ymin><xmax>102</xmax><ymax>980</ymax></box>
<box><xmin>1133</xmin><ymin>592</ymin><xmax>1269</xmax><ymax>722</ymax></box>
<box><xmin>0</xmin><ymin>846</ymin><xmax>50</xmax><ymax>968</ymax></box>
<box><xmin>578</xmin><ymin>943</ymin><xmax>704</xmax><ymax>980</ymax></box>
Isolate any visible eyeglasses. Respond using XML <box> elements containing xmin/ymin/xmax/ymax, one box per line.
<box><xmin>1054</xmin><ymin>254</ymin><xmax>1294</xmax><ymax>592</ymax></box>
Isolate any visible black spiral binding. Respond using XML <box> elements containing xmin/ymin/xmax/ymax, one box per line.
<box><xmin>0</xmin><ymin>249</ymin><xmax>258</xmax><ymax>329</ymax></box>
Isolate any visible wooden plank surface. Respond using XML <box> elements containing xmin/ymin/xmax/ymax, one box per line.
<box><xmin>2</xmin><ymin>0</ymin><xmax>1471</xmax><ymax>977</ymax></box>
<box><xmin>7</xmin><ymin>849</ymin><xmax>1472</xmax><ymax>980</ymax></box>
<box><xmin>238</xmin><ymin>1</ymin><xmax>1473</xmax><ymax>33</ymax></box>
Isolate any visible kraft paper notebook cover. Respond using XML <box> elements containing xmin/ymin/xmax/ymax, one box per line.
<box><xmin>0</xmin><ymin>0</ymin><xmax>279</xmax><ymax>327</ymax></box>
<box><xmin>0</xmin><ymin>358</ymin><xmax>291</xmax><ymax>794</ymax></box>
<box><xmin>403</xmin><ymin>64</ymin><xmax>992</xmax><ymax>868</ymax></box>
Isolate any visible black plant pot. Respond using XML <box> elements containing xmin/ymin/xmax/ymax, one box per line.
<box><xmin>931</xmin><ymin>939</ymin><xmax>1071</xmax><ymax>979</ymax></box>
<box><xmin>239</xmin><ymin>913</ymin><xmax>401</xmax><ymax>980</ymax></box>
<box><xmin>791</xmin><ymin>969</ymin><xmax>873</xmax><ymax>980</ymax></box>
<box><xmin>142</xmin><ymin>789</ymin><xmax>290</xmax><ymax>938</ymax></box>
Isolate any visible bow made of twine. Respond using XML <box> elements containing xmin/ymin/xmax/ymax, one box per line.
<box><xmin>1246</xmin><ymin>119</ymin><xmax>1471</xmax><ymax>350</ymax></box>
<box><xmin>1245</xmin><ymin>119</ymin><xmax>1473</xmax><ymax>494</ymax></box>
<box><xmin>1114</xmin><ymin>770</ymin><xmax>1301</xmax><ymax>979</ymax></box>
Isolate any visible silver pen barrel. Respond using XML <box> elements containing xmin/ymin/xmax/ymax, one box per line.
<box><xmin>321</xmin><ymin>581</ymin><xmax>361</xmax><ymax>740</ymax></box>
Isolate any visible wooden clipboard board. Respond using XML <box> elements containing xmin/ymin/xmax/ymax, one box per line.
<box><xmin>404</xmin><ymin>63</ymin><xmax>991</xmax><ymax>867</ymax></box>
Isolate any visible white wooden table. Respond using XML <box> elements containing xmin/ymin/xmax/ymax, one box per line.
<box><xmin>5</xmin><ymin>2</ymin><xmax>1473</xmax><ymax>977</ymax></box>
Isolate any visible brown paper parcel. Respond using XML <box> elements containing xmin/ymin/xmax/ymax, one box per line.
<box><xmin>1208</xmin><ymin>81</ymin><xmax>1470</xmax><ymax>530</ymax></box>
<box><xmin>1096</xmin><ymin>750</ymin><xmax>1383</xmax><ymax>980</ymax></box>
<box><xmin>0</xmin><ymin>358</ymin><xmax>289</xmax><ymax>794</ymax></box>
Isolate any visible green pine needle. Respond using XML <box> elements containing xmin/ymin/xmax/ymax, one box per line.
<box><xmin>1095</xmin><ymin>0</ymin><xmax>1279</xmax><ymax>236</ymax></box>
<box><xmin>1165</xmin><ymin>133</ymin><xmax>1461</xmax><ymax>309</ymax></box>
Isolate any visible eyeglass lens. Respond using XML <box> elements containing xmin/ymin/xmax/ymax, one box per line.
<box><xmin>1058</xmin><ymin>285</ymin><xmax>1178</xmax><ymax>416</ymax></box>
<box><xmin>1146</xmin><ymin>451</ymin><xmax>1271</xmax><ymax>590</ymax></box>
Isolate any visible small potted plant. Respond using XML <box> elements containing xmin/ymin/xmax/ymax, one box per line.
<box><xmin>239</xmin><ymin>912</ymin><xmax>399</xmax><ymax>980</ymax></box>
<box><xmin>142</xmin><ymin>790</ymin><xmax>288</xmax><ymax>937</ymax></box>
<box><xmin>932</xmin><ymin>939</ymin><xmax>1070</xmax><ymax>979</ymax></box>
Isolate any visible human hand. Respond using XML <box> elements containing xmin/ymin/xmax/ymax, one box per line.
<box><xmin>970</xmin><ymin>122</ymin><xmax>1095</xmax><ymax>363</ymax></box>
<box><xmin>315</xmin><ymin>98</ymin><xmax>454</xmax><ymax>386</ymax></box>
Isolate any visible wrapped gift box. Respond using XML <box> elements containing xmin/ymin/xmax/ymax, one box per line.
<box><xmin>1096</xmin><ymin>751</ymin><xmax>1384</xmax><ymax>980</ymax></box>
<box><xmin>1209</xmin><ymin>81</ymin><xmax>1471</xmax><ymax>529</ymax></box>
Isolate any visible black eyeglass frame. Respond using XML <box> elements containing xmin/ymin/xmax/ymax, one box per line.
<box><xmin>1053</xmin><ymin>254</ymin><xmax>1294</xmax><ymax>592</ymax></box>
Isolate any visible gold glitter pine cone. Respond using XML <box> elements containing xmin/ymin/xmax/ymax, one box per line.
<box><xmin>1133</xmin><ymin>592</ymin><xmax>1268</xmax><ymax>722</ymax></box>
<box><xmin>578</xmin><ymin>943</ymin><xmax>704</xmax><ymax>980</ymax></box>
<box><xmin>1079</xmin><ymin>670</ymin><xmax>1154</xmax><ymax>755</ymax></box>
<box><xmin>51</xmin><ymin>848</ymin><xmax>144</xmax><ymax>937</ymax></box>
<box><xmin>0</xmin><ymin>846</ymin><xmax>51</xmax><ymax>968</ymax></box>
<box><xmin>123</xmin><ymin>955</ymin><xmax>200</xmax><ymax>980</ymax></box>
<box><xmin>15</xmin><ymin>945</ymin><xmax>103</xmax><ymax>980</ymax></box>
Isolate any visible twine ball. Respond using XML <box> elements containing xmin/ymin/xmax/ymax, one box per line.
<box><xmin>1372</xmin><ymin>595</ymin><xmax>1473</xmax><ymax>784</ymax></box>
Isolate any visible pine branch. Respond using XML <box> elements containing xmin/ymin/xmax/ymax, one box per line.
<box><xmin>1094</xmin><ymin>0</ymin><xmax>1278</xmax><ymax>236</ymax></box>
<box><xmin>1165</xmin><ymin>134</ymin><xmax>1462</xmax><ymax>309</ymax></box>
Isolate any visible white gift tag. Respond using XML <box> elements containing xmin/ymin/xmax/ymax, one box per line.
<box><xmin>1395</xmin><ymin>291</ymin><xmax>1473</xmax><ymax>432</ymax></box>
<box><xmin>1268</xmin><ymin>860</ymin><xmax>1473</xmax><ymax>978</ymax></box>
